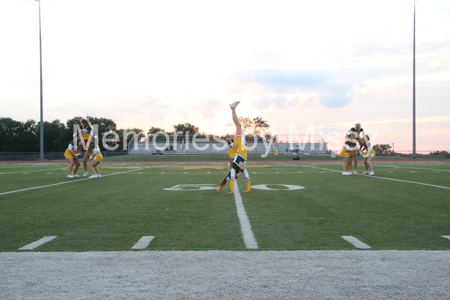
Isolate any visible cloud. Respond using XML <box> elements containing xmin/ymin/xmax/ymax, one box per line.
<box><xmin>320</xmin><ymin>92</ymin><xmax>352</xmax><ymax>108</ymax></box>
<box><xmin>236</xmin><ymin>69</ymin><xmax>354</xmax><ymax>109</ymax></box>
<box><xmin>193</xmin><ymin>98</ymin><xmax>223</xmax><ymax>120</ymax></box>
<box><xmin>238</xmin><ymin>69</ymin><xmax>332</xmax><ymax>94</ymax></box>
<box><xmin>253</xmin><ymin>95</ymin><xmax>288</xmax><ymax>110</ymax></box>
<box><xmin>302</xmin><ymin>97</ymin><xmax>316</xmax><ymax>108</ymax></box>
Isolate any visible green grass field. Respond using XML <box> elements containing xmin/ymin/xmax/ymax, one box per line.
<box><xmin>0</xmin><ymin>159</ymin><xmax>449</xmax><ymax>252</ymax></box>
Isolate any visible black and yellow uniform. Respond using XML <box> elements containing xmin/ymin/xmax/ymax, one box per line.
<box><xmin>81</xmin><ymin>124</ymin><xmax>93</xmax><ymax>140</ymax></box>
<box><xmin>227</xmin><ymin>140</ymin><xmax>236</xmax><ymax>159</ymax></box>
<box><xmin>350</xmin><ymin>127</ymin><xmax>364</xmax><ymax>137</ymax></box>
<box><xmin>64</xmin><ymin>140</ymin><xmax>81</xmax><ymax>159</ymax></box>
<box><xmin>363</xmin><ymin>142</ymin><xmax>376</xmax><ymax>158</ymax></box>
<box><xmin>340</xmin><ymin>139</ymin><xmax>357</xmax><ymax>157</ymax></box>
<box><xmin>87</xmin><ymin>143</ymin><xmax>103</xmax><ymax>162</ymax></box>
<box><xmin>230</xmin><ymin>134</ymin><xmax>250</xmax><ymax>193</ymax></box>
<box><xmin>232</xmin><ymin>135</ymin><xmax>247</xmax><ymax>158</ymax></box>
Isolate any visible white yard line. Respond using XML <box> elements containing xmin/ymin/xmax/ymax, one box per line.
<box><xmin>234</xmin><ymin>182</ymin><xmax>258</xmax><ymax>249</ymax></box>
<box><xmin>341</xmin><ymin>236</ymin><xmax>371</xmax><ymax>249</ymax></box>
<box><xmin>442</xmin><ymin>236</ymin><xmax>450</xmax><ymax>241</ymax></box>
<box><xmin>376</xmin><ymin>165</ymin><xmax>450</xmax><ymax>172</ymax></box>
<box><xmin>366</xmin><ymin>175</ymin><xmax>450</xmax><ymax>190</ymax></box>
<box><xmin>0</xmin><ymin>164</ymin><xmax>33</xmax><ymax>169</ymax></box>
<box><xmin>0</xmin><ymin>167</ymin><xmax>64</xmax><ymax>175</ymax></box>
<box><xmin>0</xmin><ymin>168</ymin><xmax>143</xmax><ymax>196</ymax></box>
<box><xmin>18</xmin><ymin>236</ymin><xmax>57</xmax><ymax>250</ymax></box>
<box><xmin>304</xmin><ymin>166</ymin><xmax>450</xmax><ymax>190</ymax></box>
<box><xmin>131</xmin><ymin>236</ymin><xmax>155</xmax><ymax>250</ymax></box>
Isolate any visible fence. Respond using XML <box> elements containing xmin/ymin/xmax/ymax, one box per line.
<box><xmin>329</xmin><ymin>150</ymin><xmax>450</xmax><ymax>159</ymax></box>
<box><xmin>126</xmin><ymin>134</ymin><xmax>330</xmax><ymax>156</ymax></box>
<box><xmin>0</xmin><ymin>150</ymin><xmax>129</xmax><ymax>161</ymax></box>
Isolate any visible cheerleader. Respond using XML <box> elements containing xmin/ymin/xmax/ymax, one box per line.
<box><xmin>361</xmin><ymin>134</ymin><xmax>376</xmax><ymax>175</ymax></box>
<box><xmin>216</xmin><ymin>101</ymin><xmax>251</xmax><ymax>193</ymax></box>
<box><xmin>340</xmin><ymin>131</ymin><xmax>358</xmax><ymax>175</ymax></box>
<box><xmin>347</xmin><ymin>122</ymin><xmax>365</xmax><ymax>174</ymax></box>
<box><xmin>226</xmin><ymin>137</ymin><xmax>235</xmax><ymax>169</ymax></box>
<box><xmin>64</xmin><ymin>134</ymin><xmax>82</xmax><ymax>178</ymax></box>
<box><xmin>88</xmin><ymin>135</ymin><xmax>103</xmax><ymax>179</ymax></box>
<box><xmin>80</xmin><ymin>117</ymin><xmax>94</xmax><ymax>177</ymax></box>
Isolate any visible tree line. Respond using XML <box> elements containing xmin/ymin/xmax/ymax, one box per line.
<box><xmin>0</xmin><ymin>116</ymin><xmax>271</xmax><ymax>152</ymax></box>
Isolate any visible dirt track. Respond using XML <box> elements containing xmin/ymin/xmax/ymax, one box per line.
<box><xmin>1</xmin><ymin>251</ymin><xmax>450</xmax><ymax>299</ymax></box>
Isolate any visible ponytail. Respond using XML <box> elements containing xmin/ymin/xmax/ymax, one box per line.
<box><xmin>215</xmin><ymin>171</ymin><xmax>231</xmax><ymax>191</ymax></box>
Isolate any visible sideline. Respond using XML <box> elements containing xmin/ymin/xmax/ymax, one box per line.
<box><xmin>304</xmin><ymin>166</ymin><xmax>450</xmax><ymax>190</ymax></box>
<box><xmin>0</xmin><ymin>168</ymin><xmax>143</xmax><ymax>196</ymax></box>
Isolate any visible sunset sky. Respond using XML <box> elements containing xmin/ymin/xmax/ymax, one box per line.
<box><xmin>0</xmin><ymin>0</ymin><xmax>449</xmax><ymax>152</ymax></box>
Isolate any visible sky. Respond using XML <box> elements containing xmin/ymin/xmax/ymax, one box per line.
<box><xmin>0</xmin><ymin>0</ymin><xmax>449</xmax><ymax>152</ymax></box>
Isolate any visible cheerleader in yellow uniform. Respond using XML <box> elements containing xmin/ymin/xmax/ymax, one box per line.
<box><xmin>340</xmin><ymin>131</ymin><xmax>358</xmax><ymax>175</ymax></box>
<box><xmin>80</xmin><ymin>117</ymin><xmax>94</xmax><ymax>177</ymax></box>
<box><xmin>216</xmin><ymin>101</ymin><xmax>251</xmax><ymax>193</ymax></box>
<box><xmin>348</xmin><ymin>122</ymin><xmax>365</xmax><ymax>174</ymax></box>
<box><xmin>226</xmin><ymin>137</ymin><xmax>235</xmax><ymax>169</ymax></box>
<box><xmin>88</xmin><ymin>135</ymin><xmax>103</xmax><ymax>179</ymax></box>
<box><xmin>361</xmin><ymin>134</ymin><xmax>376</xmax><ymax>175</ymax></box>
<box><xmin>64</xmin><ymin>134</ymin><xmax>82</xmax><ymax>178</ymax></box>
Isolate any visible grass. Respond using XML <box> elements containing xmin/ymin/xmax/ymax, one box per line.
<box><xmin>0</xmin><ymin>160</ymin><xmax>449</xmax><ymax>251</ymax></box>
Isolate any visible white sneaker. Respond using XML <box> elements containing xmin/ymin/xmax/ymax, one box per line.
<box><xmin>362</xmin><ymin>171</ymin><xmax>369</xmax><ymax>175</ymax></box>
<box><xmin>342</xmin><ymin>172</ymin><xmax>351</xmax><ymax>175</ymax></box>
<box><xmin>89</xmin><ymin>175</ymin><xmax>98</xmax><ymax>179</ymax></box>
<box><xmin>369</xmin><ymin>172</ymin><xmax>375</xmax><ymax>176</ymax></box>
<box><xmin>67</xmin><ymin>175</ymin><xmax>74</xmax><ymax>178</ymax></box>
<box><xmin>73</xmin><ymin>174</ymin><xmax>80</xmax><ymax>177</ymax></box>
<box><xmin>352</xmin><ymin>170</ymin><xmax>357</xmax><ymax>175</ymax></box>
<box><xmin>83</xmin><ymin>172</ymin><xmax>88</xmax><ymax>177</ymax></box>
<box><xmin>97</xmin><ymin>174</ymin><xmax>102</xmax><ymax>178</ymax></box>
<box><xmin>230</xmin><ymin>101</ymin><xmax>240</xmax><ymax>108</ymax></box>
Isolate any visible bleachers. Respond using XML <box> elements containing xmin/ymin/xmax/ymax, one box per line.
<box><xmin>276</xmin><ymin>143</ymin><xmax>328</xmax><ymax>155</ymax></box>
<box><xmin>127</xmin><ymin>141</ymin><xmax>328</xmax><ymax>155</ymax></box>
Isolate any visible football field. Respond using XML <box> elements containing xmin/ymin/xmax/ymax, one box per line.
<box><xmin>1</xmin><ymin>159</ymin><xmax>450</xmax><ymax>299</ymax></box>
<box><xmin>0</xmin><ymin>159</ymin><xmax>449</xmax><ymax>251</ymax></box>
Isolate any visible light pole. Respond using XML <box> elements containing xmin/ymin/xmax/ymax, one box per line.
<box><xmin>412</xmin><ymin>0</ymin><xmax>417</xmax><ymax>158</ymax></box>
<box><xmin>37</xmin><ymin>0</ymin><xmax>45</xmax><ymax>160</ymax></box>
<box><xmin>392</xmin><ymin>143</ymin><xmax>394</xmax><ymax>154</ymax></box>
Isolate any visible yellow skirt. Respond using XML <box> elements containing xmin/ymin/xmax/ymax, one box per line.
<box><xmin>363</xmin><ymin>149</ymin><xmax>376</xmax><ymax>158</ymax></box>
<box><xmin>64</xmin><ymin>148</ymin><xmax>78</xmax><ymax>159</ymax></box>
<box><xmin>92</xmin><ymin>152</ymin><xmax>103</xmax><ymax>162</ymax></box>
<box><xmin>340</xmin><ymin>147</ymin><xmax>356</xmax><ymax>157</ymax></box>
<box><xmin>233</xmin><ymin>135</ymin><xmax>247</xmax><ymax>158</ymax></box>
<box><xmin>227</xmin><ymin>148</ymin><xmax>236</xmax><ymax>159</ymax></box>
